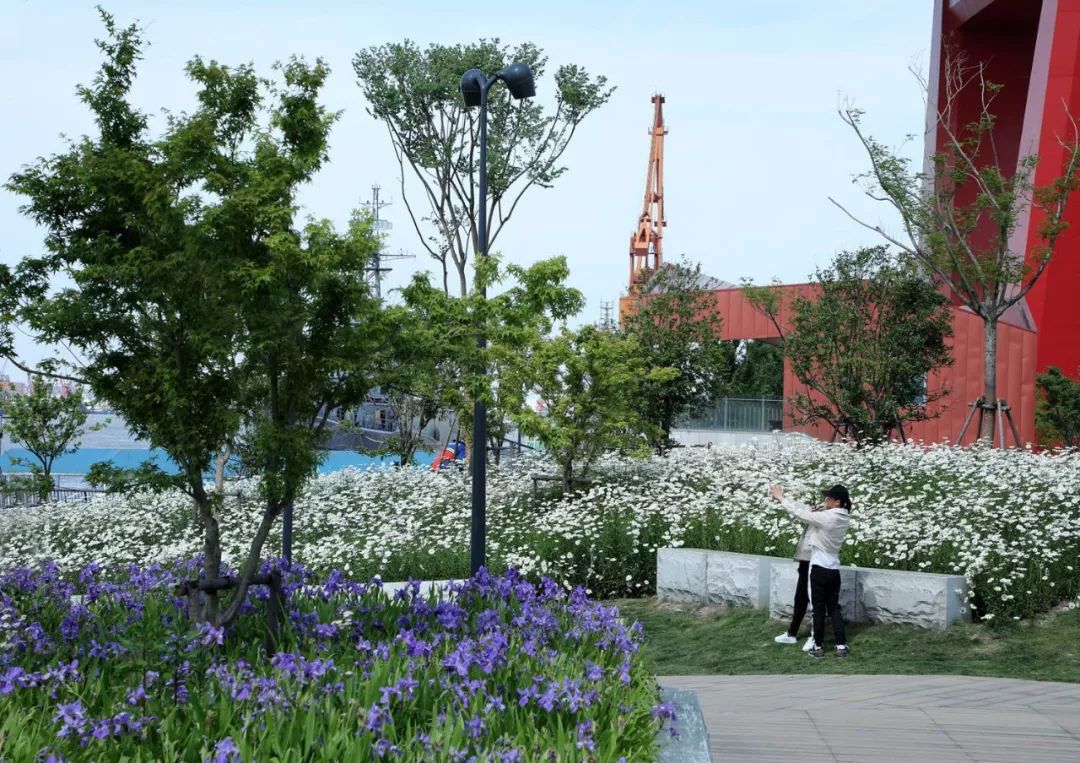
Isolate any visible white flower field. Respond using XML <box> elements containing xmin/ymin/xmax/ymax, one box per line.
<box><xmin>1</xmin><ymin>441</ymin><xmax>1077</xmax><ymax>621</ymax></box>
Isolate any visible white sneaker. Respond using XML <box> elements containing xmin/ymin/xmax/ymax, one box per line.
<box><xmin>802</xmin><ymin>637</ymin><xmax>816</xmax><ymax>652</ymax></box>
<box><xmin>774</xmin><ymin>633</ymin><xmax>798</xmax><ymax>644</ymax></box>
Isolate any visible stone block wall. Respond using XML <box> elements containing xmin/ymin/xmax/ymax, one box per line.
<box><xmin>657</xmin><ymin>548</ymin><xmax>969</xmax><ymax>629</ymax></box>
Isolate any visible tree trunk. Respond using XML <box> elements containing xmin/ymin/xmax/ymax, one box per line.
<box><xmin>214</xmin><ymin>447</ymin><xmax>228</xmax><ymax>494</ymax></box>
<box><xmin>401</xmin><ymin>441</ymin><xmax>416</xmax><ymax>466</ymax></box>
<box><xmin>217</xmin><ymin>501</ymin><xmax>281</xmax><ymax>627</ymax></box>
<box><xmin>457</xmin><ymin>265</ymin><xmax>468</xmax><ymax>298</ymax></box>
<box><xmin>980</xmin><ymin>315</ymin><xmax>998</xmax><ymax>443</ymax></box>
<box><xmin>194</xmin><ymin>481</ymin><xmax>222</xmax><ymax>622</ymax></box>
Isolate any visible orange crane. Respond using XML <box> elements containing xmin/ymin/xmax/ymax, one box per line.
<box><xmin>629</xmin><ymin>94</ymin><xmax>667</xmax><ymax>290</ymax></box>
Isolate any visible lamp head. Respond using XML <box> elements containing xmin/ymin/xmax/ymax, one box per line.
<box><xmin>459</xmin><ymin>68</ymin><xmax>485</xmax><ymax>107</ymax></box>
<box><xmin>498</xmin><ymin>62</ymin><xmax>535</xmax><ymax>99</ymax></box>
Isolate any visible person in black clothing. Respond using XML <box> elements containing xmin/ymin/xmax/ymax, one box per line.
<box><xmin>771</xmin><ymin>483</ymin><xmax>853</xmax><ymax>658</ymax></box>
<box><xmin>774</xmin><ymin>518</ymin><xmax>815</xmax><ymax>650</ymax></box>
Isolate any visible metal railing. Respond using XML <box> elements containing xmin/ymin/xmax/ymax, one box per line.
<box><xmin>0</xmin><ymin>484</ymin><xmax>249</xmax><ymax>510</ymax></box>
<box><xmin>0</xmin><ymin>486</ymin><xmax>108</xmax><ymax>509</ymax></box>
<box><xmin>678</xmin><ymin>397</ymin><xmax>785</xmax><ymax>432</ymax></box>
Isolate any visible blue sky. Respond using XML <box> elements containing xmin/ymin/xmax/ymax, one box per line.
<box><xmin>0</xmin><ymin>1</ymin><xmax>931</xmax><ymax>367</ymax></box>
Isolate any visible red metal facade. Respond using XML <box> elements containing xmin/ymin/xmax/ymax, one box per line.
<box><xmin>930</xmin><ymin>0</ymin><xmax>1080</xmax><ymax>376</ymax></box>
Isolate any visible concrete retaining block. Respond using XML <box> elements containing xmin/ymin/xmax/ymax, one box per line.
<box><xmin>858</xmin><ymin>567</ymin><xmax>970</xmax><ymax>629</ymax></box>
<box><xmin>769</xmin><ymin>561</ymin><xmax>863</xmax><ymax>623</ymax></box>
<box><xmin>656</xmin><ymin>548</ymin><xmax>709</xmax><ymax>602</ymax></box>
<box><xmin>657</xmin><ymin>548</ymin><xmax>969</xmax><ymax>629</ymax></box>
<box><xmin>705</xmin><ymin>551</ymin><xmax>771</xmax><ymax>608</ymax></box>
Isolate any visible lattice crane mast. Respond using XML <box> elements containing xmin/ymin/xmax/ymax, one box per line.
<box><xmin>629</xmin><ymin>94</ymin><xmax>667</xmax><ymax>290</ymax></box>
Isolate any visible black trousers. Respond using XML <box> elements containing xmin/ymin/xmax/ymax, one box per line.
<box><xmin>810</xmin><ymin>565</ymin><xmax>846</xmax><ymax>647</ymax></box>
<box><xmin>787</xmin><ymin>560</ymin><xmax>810</xmax><ymax>637</ymax></box>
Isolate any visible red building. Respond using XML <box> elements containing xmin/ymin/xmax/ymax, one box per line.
<box><xmin>699</xmin><ymin>284</ymin><xmax>1037</xmax><ymax>445</ymax></box>
<box><xmin>621</xmin><ymin>1</ymin><xmax>1080</xmax><ymax>445</ymax></box>
<box><xmin>929</xmin><ymin>0</ymin><xmax>1080</xmax><ymax>377</ymax></box>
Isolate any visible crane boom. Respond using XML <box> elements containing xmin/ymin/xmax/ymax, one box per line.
<box><xmin>629</xmin><ymin>94</ymin><xmax>667</xmax><ymax>290</ymax></box>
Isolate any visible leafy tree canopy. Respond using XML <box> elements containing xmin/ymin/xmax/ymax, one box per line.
<box><xmin>1035</xmin><ymin>367</ymin><xmax>1080</xmax><ymax>449</ymax></box>
<box><xmin>4</xmin><ymin>10</ymin><xmax>386</xmax><ymax>624</ymax></box>
<box><xmin>747</xmin><ymin>246</ymin><xmax>953</xmax><ymax>443</ymax></box>
<box><xmin>621</xmin><ymin>260</ymin><xmax>733</xmax><ymax>448</ymax></box>
<box><xmin>354</xmin><ymin>39</ymin><xmax>613</xmax><ymax>295</ymax></box>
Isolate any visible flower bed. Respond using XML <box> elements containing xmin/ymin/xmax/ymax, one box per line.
<box><xmin>1</xmin><ymin>443</ymin><xmax>1078</xmax><ymax>620</ymax></box>
<box><xmin>0</xmin><ymin>562</ymin><xmax>672</xmax><ymax>761</ymax></box>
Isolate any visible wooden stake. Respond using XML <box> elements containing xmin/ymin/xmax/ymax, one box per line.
<box><xmin>1004</xmin><ymin>404</ymin><xmax>1022</xmax><ymax>448</ymax></box>
<box><xmin>956</xmin><ymin>396</ymin><xmax>983</xmax><ymax>445</ymax></box>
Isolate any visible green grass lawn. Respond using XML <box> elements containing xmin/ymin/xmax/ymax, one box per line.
<box><xmin>616</xmin><ymin>598</ymin><xmax>1080</xmax><ymax>683</ymax></box>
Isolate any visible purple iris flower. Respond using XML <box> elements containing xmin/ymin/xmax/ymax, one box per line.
<box><xmin>466</xmin><ymin>715</ymin><xmax>485</xmax><ymax>738</ymax></box>
<box><xmin>206</xmin><ymin>737</ymin><xmax>240</xmax><ymax>763</ymax></box>
<box><xmin>197</xmin><ymin>622</ymin><xmax>225</xmax><ymax>647</ymax></box>
<box><xmin>53</xmin><ymin>700</ymin><xmax>86</xmax><ymax>738</ymax></box>
<box><xmin>576</xmin><ymin>720</ymin><xmax>596</xmax><ymax>752</ymax></box>
<box><xmin>516</xmin><ymin>684</ymin><xmax>538</xmax><ymax>707</ymax></box>
<box><xmin>651</xmin><ymin>701</ymin><xmax>677</xmax><ymax>721</ymax></box>
<box><xmin>126</xmin><ymin>685</ymin><xmax>148</xmax><ymax>705</ymax></box>
<box><xmin>0</xmin><ymin>666</ymin><xmax>25</xmax><ymax>695</ymax></box>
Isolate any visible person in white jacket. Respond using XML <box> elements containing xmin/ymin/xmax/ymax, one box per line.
<box><xmin>769</xmin><ymin>483</ymin><xmax>852</xmax><ymax>658</ymax></box>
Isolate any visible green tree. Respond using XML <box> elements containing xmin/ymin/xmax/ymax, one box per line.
<box><xmin>729</xmin><ymin>340</ymin><xmax>784</xmax><ymax>398</ymax></box>
<box><xmin>515</xmin><ymin>325</ymin><xmax>665</xmax><ymax>484</ymax></box>
<box><xmin>4</xmin><ymin>379</ymin><xmax>101</xmax><ymax>501</ymax></box>
<box><xmin>746</xmin><ymin>246</ymin><xmax>954</xmax><ymax>443</ymax></box>
<box><xmin>223</xmin><ymin>213</ymin><xmax>385</xmax><ymax>624</ymax></box>
<box><xmin>397</xmin><ymin>255</ymin><xmax>584</xmax><ymax>464</ymax></box>
<box><xmin>621</xmin><ymin>260</ymin><xmax>734</xmax><ymax>449</ymax></box>
<box><xmin>383</xmin><ymin>390</ymin><xmax>442</xmax><ymax>466</ymax></box>
<box><xmin>357</xmin><ymin>308</ymin><xmax>450</xmax><ymax>467</ymax></box>
<box><xmin>1035</xmin><ymin>367</ymin><xmax>1080</xmax><ymax>448</ymax></box>
<box><xmin>4</xmin><ymin>16</ymin><xmax>245</xmax><ymax>622</ymax></box>
<box><xmin>354</xmin><ymin>40</ymin><xmax>613</xmax><ymax>296</ymax></box>
<box><xmin>4</xmin><ymin>13</ymin><xmax>385</xmax><ymax>624</ymax></box>
<box><xmin>833</xmin><ymin>53</ymin><xmax>1080</xmax><ymax>441</ymax></box>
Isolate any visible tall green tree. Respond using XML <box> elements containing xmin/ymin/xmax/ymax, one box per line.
<box><xmin>397</xmin><ymin>255</ymin><xmax>584</xmax><ymax>464</ymax></box>
<box><xmin>621</xmin><ymin>260</ymin><xmax>734</xmax><ymax>449</ymax></box>
<box><xmin>515</xmin><ymin>325</ymin><xmax>664</xmax><ymax>484</ymax></box>
<box><xmin>833</xmin><ymin>53</ymin><xmax>1080</xmax><ymax>441</ymax></box>
<box><xmin>746</xmin><ymin>246</ymin><xmax>954</xmax><ymax>443</ymax></box>
<box><xmin>1035</xmin><ymin>367</ymin><xmax>1080</xmax><ymax>448</ymax></box>
<box><xmin>224</xmin><ymin>213</ymin><xmax>385</xmax><ymax>624</ymax></box>
<box><xmin>354</xmin><ymin>40</ymin><xmax>613</xmax><ymax>295</ymax></box>
<box><xmin>4</xmin><ymin>16</ymin><xmax>245</xmax><ymax>622</ymax></box>
<box><xmin>4</xmin><ymin>12</ymin><xmax>385</xmax><ymax>624</ymax></box>
<box><xmin>3</xmin><ymin>379</ymin><xmax>101</xmax><ymax>501</ymax></box>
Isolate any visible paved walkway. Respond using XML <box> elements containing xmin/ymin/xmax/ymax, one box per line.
<box><xmin>659</xmin><ymin>674</ymin><xmax>1080</xmax><ymax>762</ymax></box>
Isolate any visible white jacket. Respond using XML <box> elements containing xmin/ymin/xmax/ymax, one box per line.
<box><xmin>780</xmin><ymin>498</ymin><xmax>850</xmax><ymax>559</ymax></box>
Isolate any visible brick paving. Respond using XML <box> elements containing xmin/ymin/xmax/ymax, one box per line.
<box><xmin>659</xmin><ymin>674</ymin><xmax>1080</xmax><ymax>762</ymax></box>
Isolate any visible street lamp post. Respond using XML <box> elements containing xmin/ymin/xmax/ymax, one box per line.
<box><xmin>459</xmin><ymin>63</ymin><xmax>535</xmax><ymax>576</ymax></box>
